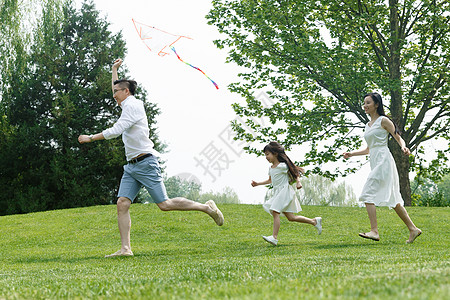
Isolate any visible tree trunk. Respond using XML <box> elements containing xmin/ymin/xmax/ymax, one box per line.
<box><xmin>388</xmin><ymin>0</ymin><xmax>411</xmax><ymax>205</ymax></box>
<box><xmin>389</xmin><ymin>139</ymin><xmax>412</xmax><ymax>206</ymax></box>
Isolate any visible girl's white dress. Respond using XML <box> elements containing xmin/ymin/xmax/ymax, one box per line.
<box><xmin>263</xmin><ymin>162</ymin><xmax>302</xmax><ymax>215</ymax></box>
<box><xmin>359</xmin><ymin>116</ymin><xmax>404</xmax><ymax>208</ymax></box>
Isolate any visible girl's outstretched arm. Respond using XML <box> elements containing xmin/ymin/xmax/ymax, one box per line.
<box><xmin>343</xmin><ymin>146</ymin><xmax>369</xmax><ymax>159</ymax></box>
<box><xmin>251</xmin><ymin>176</ymin><xmax>272</xmax><ymax>187</ymax></box>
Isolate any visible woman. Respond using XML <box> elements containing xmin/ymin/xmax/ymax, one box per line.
<box><xmin>343</xmin><ymin>93</ymin><xmax>422</xmax><ymax>244</ymax></box>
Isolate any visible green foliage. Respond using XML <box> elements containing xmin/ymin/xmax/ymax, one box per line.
<box><xmin>437</xmin><ymin>174</ymin><xmax>450</xmax><ymax>200</ymax></box>
<box><xmin>0</xmin><ymin>0</ymin><xmax>34</xmax><ymax>90</ymax></box>
<box><xmin>300</xmin><ymin>174</ymin><xmax>357</xmax><ymax>206</ymax></box>
<box><xmin>0</xmin><ymin>205</ymin><xmax>448</xmax><ymax>299</ymax></box>
<box><xmin>0</xmin><ymin>0</ymin><xmax>163</xmax><ymax>215</ymax></box>
<box><xmin>411</xmin><ymin>175</ymin><xmax>439</xmax><ymax>197</ymax></box>
<box><xmin>412</xmin><ymin>192</ymin><xmax>449</xmax><ymax>207</ymax></box>
<box><xmin>164</xmin><ymin>175</ymin><xmax>202</xmax><ymax>201</ymax></box>
<box><xmin>207</xmin><ymin>0</ymin><xmax>450</xmax><ymax>205</ymax></box>
<box><xmin>411</xmin><ymin>145</ymin><xmax>450</xmax><ymax>184</ymax></box>
<box><xmin>411</xmin><ymin>173</ymin><xmax>450</xmax><ymax>207</ymax></box>
<box><xmin>199</xmin><ymin>186</ymin><xmax>241</xmax><ymax>204</ymax></box>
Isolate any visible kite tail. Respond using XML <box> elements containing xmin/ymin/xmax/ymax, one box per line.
<box><xmin>170</xmin><ymin>46</ymin><xmax>219</xmax><ymax>89</ymax></box>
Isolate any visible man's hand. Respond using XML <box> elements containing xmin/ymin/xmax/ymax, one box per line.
<box><xmin>78</xmin><ymin>135</ymin><xmax>91</xmax><ymax>144</ymax></box>
<box><xmin>112</xmin><ymin>59</ymin><xmax>122</xmax><ymax>91</ymax></box>
<box><xmin>112</xmin><ymin>58</ymin><xmax>122</xmax><ymax>70</ymax></box>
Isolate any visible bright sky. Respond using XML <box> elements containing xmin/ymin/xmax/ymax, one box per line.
<box><xmin>75</xmin><ymin>0</ymin><xmax>446</xmax><ymax>204</ymax></box>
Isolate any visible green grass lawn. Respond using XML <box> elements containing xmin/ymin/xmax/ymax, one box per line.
<box><xmin>0</xmin><ymin>204</ymin><xmax>448</xmax><ymax>299</ymax></box>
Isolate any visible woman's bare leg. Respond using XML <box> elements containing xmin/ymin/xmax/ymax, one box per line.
<box><xmin>360</xmin><ymin>203</ymin><xmax>380</xmax><ymax>240</ymax></box>
<box><xmin>393</xmin><ymin>204</ymin><xmax>422</xmax><ymax>243</ymax></box>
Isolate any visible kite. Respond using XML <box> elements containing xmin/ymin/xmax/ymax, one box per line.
<box><xmin>170</xmin><ymin>46</ymin><xmax>219</xmax><ymax>89</ymax></box>
<box><xmin>132</xmin><ymin>19</ymin><xmax>219</xmax><ymax>89</ymax></box>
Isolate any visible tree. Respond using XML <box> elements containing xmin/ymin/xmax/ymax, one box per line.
<box><xmin>163</xmin><ymin>175</ymin><xmax>202</xmax><ymax>201</ymax></box>
<box><xmin>199</xmin><ymin>187</ymin><xmax>241</xmax><ymax>204</ymax></box>
<box><xmin>411</xmin><ymin>173</ymin><xmax>450</xmax><ymax>206</ymax></box>
<box><xmin>207</xmin><ymin>0</ymin><xmax>450</xmax><ymax>205</ymax></box>
<box><xmin>0</xmin><ymin>0</ymin><xmax>163</xmax><ymax>215</ymax></box>
<box><xmin>437</xmin><ymin>174</ymin><xmax>450</xmax><ymax>200</ymax></box>
<box><xmin>0</xmin><ymin>0</ymin><xmax>33</xmax><ymax>90</ymax></box>
<box><xmin>300</xmin><ymin>175</ymin><xmax>357</xmax><ymax>206</ymax></box>
<box><xmin>0</xmin><ymin>0</ymin><xmax>58</xmax><ymax>214</ymax></box>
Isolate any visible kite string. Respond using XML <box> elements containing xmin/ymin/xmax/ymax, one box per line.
<box><xmin>170</xmin><ymin>46</ymin><xmax>219</xmax><ymax>89</ymax></box>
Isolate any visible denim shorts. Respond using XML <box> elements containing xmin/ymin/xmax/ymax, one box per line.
<box><xmin>117</xmin><ymin>155</ymin><xmax>169</xmax><ymax>203</ymax></box>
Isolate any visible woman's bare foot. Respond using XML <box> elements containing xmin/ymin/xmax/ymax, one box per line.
<box><xmin>406</xmin><ymin>228</ymin><xmax>422</xmax><ymax>244</ymax></box>
<box><xmin>359</xmin><ymin>231</ymin><xmax>380</xmax><ymax>241</ymax></box>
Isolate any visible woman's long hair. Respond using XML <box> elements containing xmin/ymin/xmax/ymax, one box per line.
<box><xmin>365</xmin><ymin>92</ymin><xmax>401</xmax><ymax>136</ymax></box>
<box><xmin>263</xmin><ymin>142</ymin><xmax>302</xmax><ymax>182</ymax></box>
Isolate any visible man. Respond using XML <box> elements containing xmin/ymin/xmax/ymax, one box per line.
<box><xmin>78</xmin><ymin>59</ymin><xmax>224</xmax><ymax>257</ymax></box>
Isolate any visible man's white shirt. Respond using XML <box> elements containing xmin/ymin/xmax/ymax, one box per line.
<box><xmin>103</xmin><ymin>95</ymin><xmax>158</xmax><ymax>161</ymax></box>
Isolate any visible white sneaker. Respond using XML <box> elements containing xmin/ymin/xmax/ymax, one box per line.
<box><xmin>314</xmin><ymin>217</ymin><xmax>322</xmax><ymax>235</ymax></box>
<box><xmin>262</xmin><ymin>235</ymin><xmax>278</xmax><ymax>245</ymax></box>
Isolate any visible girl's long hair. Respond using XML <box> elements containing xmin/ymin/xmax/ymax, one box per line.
<box><xmin>365</xmin><ymin>92</ymin><xmax>401</xmax><ymax>136</ymax></box>
<box><xmin>263</xmin><ymin>142</ymin><xmax>302</xmax><ymax>182</ymax></box>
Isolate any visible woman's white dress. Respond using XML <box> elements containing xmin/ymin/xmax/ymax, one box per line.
<box><xmin>359</xmin><ymin>116</ymin><xmax>404</xmax><ymax>208</ymax></box>
<box><xmin>263</xmin><ymin>162</ymin><xmax>302</xmax><ymax>215</ymax></box>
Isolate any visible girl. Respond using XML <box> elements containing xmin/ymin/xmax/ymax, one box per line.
<box><xmin>343</xmin><ymin>92</ymin><xmax>422</xmax><ymax>244</ymax></box>
<box><xmin>251</xmin><ymin>142</ymin><xmax>322</xmax><ymax>245</ymax></box>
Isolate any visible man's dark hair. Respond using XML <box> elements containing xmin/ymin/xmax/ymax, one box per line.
<box><xmin>114</xmin><ymin>79</ymin><xmax>137</xmax><ymax>95</ymax></box>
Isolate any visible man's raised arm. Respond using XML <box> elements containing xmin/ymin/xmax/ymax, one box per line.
<box><xmin>111</xmin><ymin>58</ymin><xmax>122</xmax><ymax>93</ymax></box>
